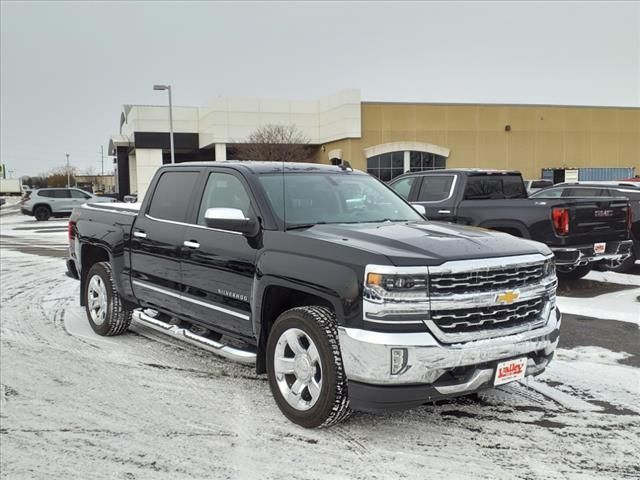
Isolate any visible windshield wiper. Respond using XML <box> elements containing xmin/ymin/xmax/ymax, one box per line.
<box><xmin>286</xmin><ymin>222</ymin><xmax>327</xmax><ymax>231</ymax></box>
<box><xmin>338</xmin><ymin>219</ymin><xmax>414</xmax><ymax>224</ymax></box>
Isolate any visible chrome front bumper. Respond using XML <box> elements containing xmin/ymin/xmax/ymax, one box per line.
<box><xmin>339</xmin><ymin>306</ymin><xmax>560</xmax><ymax>387</ymax></box>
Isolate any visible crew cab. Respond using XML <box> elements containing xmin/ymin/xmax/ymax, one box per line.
<box><xmin>389</xmin><ymin>169</ymin><xmax>633</xmax><ymax>280</ymax></box>
<box><xmin>68</xmin><ymin>162</ymin><xmax>560</xmax><ymax>428</ymax></box>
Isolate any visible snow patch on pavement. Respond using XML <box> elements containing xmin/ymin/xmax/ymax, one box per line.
<box><xmin>557</xmin><ymin>270</ymin><xmax>640</xmax><ymax>325</ymax></box>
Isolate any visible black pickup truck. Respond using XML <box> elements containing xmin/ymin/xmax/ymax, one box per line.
<box><xmin>68</xmin><ymin>162</ymin><xmax>560</xmax><ymax>428</ymax></box>
<box><xmin>389</xmin><ymin>169</ymin><xmax>633</xmax><ymax>280</ymax></box>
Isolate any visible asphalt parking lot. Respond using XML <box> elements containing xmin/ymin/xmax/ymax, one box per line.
<box><xmin>1</xmin><ymin>208</ymin><xmax>639</xmax><ymax>479</ymax></box>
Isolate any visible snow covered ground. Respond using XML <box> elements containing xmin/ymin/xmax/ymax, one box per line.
<box><xmin>1</xmin><ymin>213</ymin><xmax>639</xmax><ymax>479</ymax></box>
<box><xmin>556</xmin><ymin>269</ymin><xmax>640</xmax><ymax>325</ymax></box>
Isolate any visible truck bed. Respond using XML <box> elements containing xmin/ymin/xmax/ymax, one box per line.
<box><xmin>456</xmin><ymin>196</ymin><xmax>631</xmax><ymax>246</ymax></box>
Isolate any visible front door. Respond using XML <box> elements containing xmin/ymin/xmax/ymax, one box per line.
<box><xmin>180</xmin><ymin>170</ymin><xmax>258</xmax><ymax>338</ymax></box>
<box><xmin>130</xmin><ymin>169</ymin><xmax>201</xmax><ymax>317</ymax></box>
<box><xmin>69</xmin><ymin>189</ymin><xmax>92</xmax><ymax>210</ymax></box>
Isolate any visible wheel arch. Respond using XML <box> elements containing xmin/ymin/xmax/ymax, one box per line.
<box><xmin>31</xmin><ymin>203</ymin><xmax>52</xmax><ymax>217</ymax></box>
<box><xmin>254</xmin><ymin>281</ymin><xmax>341</xmax><ymax>375</ymax></box>
<box><xmin>79</xmin><ymin>244</ymin><xmax>111</xmax><ymax>306</ymax></box>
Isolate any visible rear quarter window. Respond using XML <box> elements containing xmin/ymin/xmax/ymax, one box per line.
<box><xmin>148</xmin><ymin>171</ymin><xmax>200</xmax><ymax>223</ymax></box>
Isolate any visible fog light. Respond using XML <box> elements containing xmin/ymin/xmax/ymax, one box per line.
<box><xmin>390</xmin><ymin>348</ymin><xmax>409</xmax><ymax>375</ymax></box>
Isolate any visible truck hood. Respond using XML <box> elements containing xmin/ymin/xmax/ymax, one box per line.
<box><xmin>292</xmin><ymin>221</ymin><xmax>550</xmax><ymax>266</ymax></box>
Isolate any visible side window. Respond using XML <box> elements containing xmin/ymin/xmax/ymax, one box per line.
<box><xmin>50</xmin><ymin>189</ymin><xmax>70</xmax><ymax>198</ymax></box>
<box><xmin>417</xmin><ymin>175</ymin><xmax>455</xmax><ymax>202</ymax></box>
<box><xmin>390</xmin><ymin>177</ymin><xmax>416</xmax><ymax>200</ymax></box>
<box><xmin>464</xmin><ymin>175</ymin><xmax>525</xmax><ymax>200</ymax></box>
<box><xmin>70</xmin><ymin>189</ymin><xmax>90</xmax><ymax>199</ymax></box>
<box><xmin>562</xmin><ymin>187</ymin><xmax>605</xmax><ymax>197</ymax></box>
<box><xmin>148</xmin><ymin>171</ymin><xmax>200</xmax><ymax>222</ymax></box>
<box><xmin>536</xmin><ymin>188</ymin><xmax>564</xmax><ymax>198</ymax></box>
<box><xmin>502</xmin><ymin>176</ymin><xmax>527</xmax><ymax>198</ymax></box>
<box><xmin>464</xmin><ymin>176</ymin><xmax>503</xmax><ymax>200</ymax></box>
<box><xmin>38</xmin><ymin>189</ymin><xmax>52</xmax><ymax>198</ymax></box>
<box><xmin>197</xmin><ymin>173</ymin><xmax>252</xmax><ymax>226</ymax></box>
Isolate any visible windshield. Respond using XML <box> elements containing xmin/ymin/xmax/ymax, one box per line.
<box><xmin>258</xmin><ymin>173</ymin><xmax>423</xmax><ymax>228</ymax></box>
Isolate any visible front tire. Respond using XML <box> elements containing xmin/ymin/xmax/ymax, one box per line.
<box><xmin>556</xmin><ymin>264</ymin><xmax>591</xmax><ymax>281</ymax></box>
<box><xmin>34</xmin><ymin>205</ymin><xmax>51</xmax><ymax>221</ymax></box>
<box><xmin>266</xmin><ymin>306</ymin><xmax>351</xmax><ymax>428</ymax></box>
<box><xmin>84</xmin><ymin>261</ymin><xmax>132</xmax><ymax>336</ymax></box>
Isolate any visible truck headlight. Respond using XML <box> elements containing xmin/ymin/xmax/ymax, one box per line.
<box><xmin>543</xmin><ymin>257</ymin><xmax>556</xmax><ymax>278</ymax></box>
<box><xmin>364</xmin><ymin>269</ymin><xmax>429</xmax><ymax>303</ymax></box>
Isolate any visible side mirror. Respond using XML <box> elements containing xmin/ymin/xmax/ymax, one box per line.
<box><xmin>411</xmin><ymin>204</ymin><xmax>426</xmax><ymax>216</ymax></box>
<box><xmin>204</xmin><ymin>208</ymin><xmax>259</xmax><ymax>236</ymax></box>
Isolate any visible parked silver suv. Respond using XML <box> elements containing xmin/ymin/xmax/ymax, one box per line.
<box><xmin>21</xmin><ymin>188</ymin><xmax>115</xmax><ymax>221</ymax></box>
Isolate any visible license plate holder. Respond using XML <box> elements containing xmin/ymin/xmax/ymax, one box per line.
<box><xmin>494</xmin><ymin>357</ymin><xmax>527</xmax><ymax>386</ymax></box>
<box><xmin>594</xmin><ymin>242</ymin><xmax>606</xmax><ymax>255</ymax></box>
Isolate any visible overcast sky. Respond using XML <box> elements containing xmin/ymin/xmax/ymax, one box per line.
<box><xmin>1</xmin><ymin>1</ymin><xmax>638</xmax><ymax>177</ymax></box>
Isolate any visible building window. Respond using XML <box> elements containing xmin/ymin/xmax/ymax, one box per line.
<box><xmin>367</xmin><ymin>152</ymin><xmax>404</xmax><ymax>181</ymax></box>
<box><xmin>409</xmin><ymin>151</ymin><xmax>446</xmax><ymax>172</ymax></box>
<box><xmin>367</xmin><ymin>150</ymin><xmax>447</xmax><ymax>181</ymax></box>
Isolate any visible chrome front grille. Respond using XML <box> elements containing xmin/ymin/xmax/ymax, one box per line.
<box><xmin>431</xmin><ymin>298</ymin><xmax>545</xmax><ymax>334</ymax></box>
<box><xmin>425</xmin><ymin>255</ymin><xmax>557</xmax><ymax>342</ymax></box>
<box><xmin>430</xmin><ymin>262</ymin><xmax>546</xmax><ymax>295</ymax></box>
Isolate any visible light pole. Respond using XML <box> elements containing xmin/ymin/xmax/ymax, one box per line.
<box><xmin>65</xmin><ymin>153</ymin><xmax>70</xmax><ymax>187</ymax></box>
<box><xmin>153</xmin><ymin>84</ymin><xmax>175</xmax><ymax>164</ymax></box>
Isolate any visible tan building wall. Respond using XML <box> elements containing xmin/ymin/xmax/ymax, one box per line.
<box><xmin>318</xmin><ymin>103</ymin><xmax>640</xmax><ymax>179</ymax></box>
<box><xmin>75</xmin><ymin>174</ymin><xmax>117</xmax><ymax>192</ymax></box>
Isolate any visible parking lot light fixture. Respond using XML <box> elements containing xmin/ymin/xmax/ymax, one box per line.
<box><xmin>153</xmin><ymin>84</ymin><xmax>175</xmax><ymax>164</ymax></box>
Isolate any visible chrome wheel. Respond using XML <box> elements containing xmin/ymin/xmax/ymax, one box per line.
<box><xmin>273</xmin><ymin>328</ymin><xmax>323</xmax><ymax>411</ymax></box>
<box><xmin>87</xmin><ymin>274</ymin><xmax>108</xmax><ymax>326</ymax></box>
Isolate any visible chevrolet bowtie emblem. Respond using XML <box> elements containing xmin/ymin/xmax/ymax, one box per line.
<box><xmin>496</xmin><ymin>290</ymin><xmax>520</xmax><ymax>305</ymax></box>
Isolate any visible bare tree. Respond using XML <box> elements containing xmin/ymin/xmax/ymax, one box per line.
<box><xmin>45</xmin><ymin>165</ymin><xmax>78</xmax><ymax>187</ymax></box>
<box><xmin>232</xmin><ymin>124</ymin><xmax>314</xmax><ymax>163</ymax></box>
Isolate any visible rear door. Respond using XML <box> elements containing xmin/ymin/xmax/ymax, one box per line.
<box><xmin>410</xmin><ymin>174</ymin><xmax>458</xmax><ymax>221</ymax></box>
<box><xmin>179</xmin><ymin>169</ymin><xmax>258</xmax><ymax>338</ymax></box>
<box><xmin>130</xmin><ymin>169</ymin><xmax>202</xmax><ymax>317</ymax></box>
<box><xmin>43</xmin><ymin>189</ymin><xmax>72</xmax><ymax>213</ymax></box>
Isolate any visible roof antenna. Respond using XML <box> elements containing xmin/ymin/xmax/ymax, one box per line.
<box><xmin>339</xmin><ymin>160</ymin><xmax>352</xmax><ymax>171</ymax></box>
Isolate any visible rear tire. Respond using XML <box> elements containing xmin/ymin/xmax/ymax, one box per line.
<box><xmin>266</xmin><ymin>306</ymin><xmax>351</xmax><ymax>428</ymax></box>
<box><xmin>84</xmin><ymin>261</ymin><xmax>132</xmax><ymax>336</ymax></box>
<box><xmin>34</xmin><ymin>205</ymin><xmax>51</xmax><ymax>221</ymax></box>
<box><xmin>556</xmin><ymin>264</ymin><xmax>591</xmax><ymax>281</ymax></box>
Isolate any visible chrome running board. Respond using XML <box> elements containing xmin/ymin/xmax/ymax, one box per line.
<box><xmin>132</xmin><ymin>309</ymin><xmax>256</xmax><ymax>366</ymax></box>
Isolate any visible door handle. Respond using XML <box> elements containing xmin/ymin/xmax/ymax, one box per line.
<box><xmin>183</xmin><ymin>240</ymin><xmax>200</xmax><ymax>249</ymax></box>
<box><xmin>133</xmin><ymin>231</ymin><xmax>147</xmax><ymax>238</ymax></box>
<box><xmin>438</xmin><ymin>210</ymin><xmax>451</xmax><ymax>214</ymax></box>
